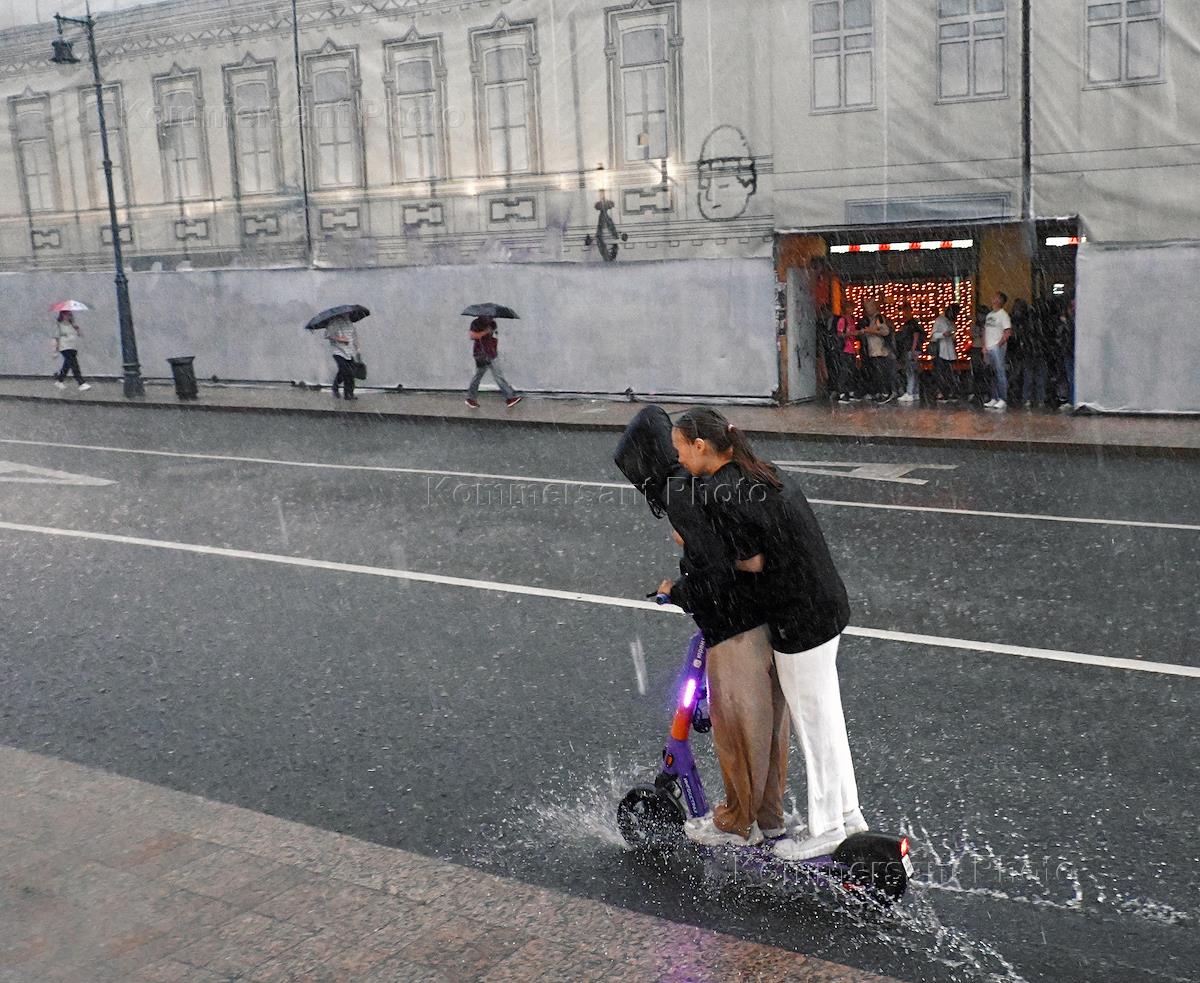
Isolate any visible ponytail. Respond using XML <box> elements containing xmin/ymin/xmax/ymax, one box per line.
<box><xmin>674</xmin><ymin>407</ymin><xmax>782</xmax><ymax>490</ymax></box>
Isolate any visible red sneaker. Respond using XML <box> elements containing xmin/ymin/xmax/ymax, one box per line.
<box><xmin>505</xmin><ymin>396</ymin><xmax>523</xmax><ymax>407</ymax></box>
<box><xmin>465</xmin><ymin>398</ymin><xmax>480</xmax><ymax>408</ymax></box>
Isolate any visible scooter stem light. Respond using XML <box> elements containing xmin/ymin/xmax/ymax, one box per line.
<box><xmin>681</xmin><ymin>678</ymin><xmax>697</xmax><ymax>709</ymax></box>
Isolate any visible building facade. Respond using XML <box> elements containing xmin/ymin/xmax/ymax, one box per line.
<box><xmin>0</xmin><ymin>0</ymin><xmax>1195</xmax><ymax>407</ymax></box>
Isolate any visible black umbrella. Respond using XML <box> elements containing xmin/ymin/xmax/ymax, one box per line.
<box><xmin>305</xmin><ymin>304</ymin><xmax>370</xmax><ymax>332</ymax></box>
<box><xmin>461</xmin><ymin>303</ymin><xmax>520</xmax><ymax>320</ymax></box>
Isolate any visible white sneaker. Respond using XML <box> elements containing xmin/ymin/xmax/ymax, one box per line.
<box><xmin>77</xmin><ymin>383</ymin><xmax>91</xmax><ymax>391</ymax></box>
<box><xmin>992</xmin><ymin>399</ymin><xmax>1006</xmax><ymax>410</ymax></box>
<box><xmin>843</xmin><ymin>807</ymin><xmax>869</xmax><ymax>836</ymax></box>
<box><xmin>773</xmin><ymin>825</ymin><xmax>845</xmax><ymax>862</ymax></box>
<box><xmin>684</xmin><ymin>816</ymin><xmax>762</xmax><ymax>848</ymax></box>
<box><xmin>897</xmin><ymin>393</ymin><xmax>916</xmax><ymax>403</ymax></box>
<box><xmin>54</xmin><ymin>381</ymin><xmax>66</xmax><ymax>390</ymax></box>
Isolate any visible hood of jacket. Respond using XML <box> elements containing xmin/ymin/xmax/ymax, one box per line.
<box><xmin>613</xmin><ymin>405</ymin><xmax>677</xmax><ymax>513</ymax></box>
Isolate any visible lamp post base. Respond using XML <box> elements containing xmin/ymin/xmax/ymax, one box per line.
<box><xmin>122</xmin><ymin>367</ymin><xmax>144</xmax><ymax>399</ymax></box>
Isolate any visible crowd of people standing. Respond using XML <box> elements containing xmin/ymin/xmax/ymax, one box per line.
<box><xmin>818</xmin><ymin>292</ymin><xmax>1077</xmax><ymax>410</ymax></box>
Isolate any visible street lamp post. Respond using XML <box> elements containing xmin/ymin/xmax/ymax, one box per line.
<box><xmin>52</xmin><ymin>6</ymin><xmax>143</xmax><ymax>398</ymax></box>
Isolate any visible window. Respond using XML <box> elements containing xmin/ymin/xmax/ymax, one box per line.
<box><xmin>620</xmin><ymin>27</ymin><xmax>668</xmax><ymax>161</ymax></box>
<box><xmin>470</xmin><ymin>18</ymin><xmax>541</xmax><ymax>177</ymax></box>
<box><xmin>10</xmin><ymin>94</ymin><xmax>58</xmax><ymax>213</ymax></box>
<box><xmin>79</xmin><ymin>84</ymin><xmax>130</xmax><ymax>208</ymax></box>
<box><xmin>225</xmin><ymin>59</ymin><xmax>280</xmax><ymax>196</ymax></box>
<box><xmin>1087</xmin><ymin>0</ymin><xmax>1164</xmax><ymax>85</ymax></box>
<box><xmin>304</xmin><ymin>46</ymin><xmax>363</xmax><ymax>189</ymax></box>
<box><xmin>155</xmin><ymin>70</ymin><xmax>210</xmax><ymax>200</ymax></box>
<box><xmin>386</xmin><ymin>36</ymin><xmax>445</xmax><ymax>182</ymax></box>
<box><xmin>605</xmin><ymin>1</ymin><xmax>681</xmax><ymax>169</ymax></box>
<box><xmin>483</xmin><ymin>46</ymin><xmax>531</xmax><ymax>174</ymax></box>
<box><xmin>937</xmin><ymin>0</ymin><xmax>1007</xmax><ymax>100</ymax></box>
<box><xmin>811</xmin><ymin>0</ymin><xmax>875</xmax><ymax>112</ymax></box>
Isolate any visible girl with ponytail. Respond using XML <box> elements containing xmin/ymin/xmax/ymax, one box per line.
<box><xmin>672</xmin><ymin>408</ymin><xmax>866</xmax><ymax>863</ymax></box>
<box><xmin>671</xmin><ymin>407</ymin><xmax>782</xmax><ymax>491</ymax></box>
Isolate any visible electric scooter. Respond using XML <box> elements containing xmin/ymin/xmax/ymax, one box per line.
<box><xmin>617</xmin><ymin>608</ymin><xmax>913</xmax><ymax>904</ymax></box>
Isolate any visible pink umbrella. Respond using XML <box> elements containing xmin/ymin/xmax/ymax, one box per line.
<box><xmin>50</xmin><ymin>300</ymin><xmax>88</xmax><ymax>313</ymax></box>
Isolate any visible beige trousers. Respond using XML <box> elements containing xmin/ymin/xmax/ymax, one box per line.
<box><xmin>706</xmin><ymin>625</ymin><xmax>790</xmax><ymax>838</ymax></box>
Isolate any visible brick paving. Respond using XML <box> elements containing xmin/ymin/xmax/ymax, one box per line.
<box><xmin>1</xmin><ymin>377</ymin><xmax>1195</xmax><ymax>455</ymax></box>
<box><xmin>0</xmin><ymin>746</ymin><xmax>904</xmax><ymax>982</ymax></box>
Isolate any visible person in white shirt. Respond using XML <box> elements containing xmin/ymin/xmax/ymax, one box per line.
<box><xmin>982</xmin><ymin>292</ymin><xmax>1012</xmax><ymax>409</ymax></box>
<box><xmin>324</xmin><ymin>314</ymin><xmax>360</xmax><ymax>401</ymax></box>
<box><xmin>929</xmin><ymin>303</ymin><xmax>960</xmax><ymax>400</ymax></box>
<box><xmin>53</xmin><ymin>312</ymin><xmax>90</xmax><ymax>392</ymax></box>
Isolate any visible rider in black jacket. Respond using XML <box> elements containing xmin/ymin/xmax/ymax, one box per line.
<box><xmin>614</xmin><ymin>406</ymin><xmax>789</xmax><ymax>848</ymax></box>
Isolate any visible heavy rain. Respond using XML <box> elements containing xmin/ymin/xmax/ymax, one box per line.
<box><xmin>0</xmin><ymin>2</ymin><xmax>1197</xmax><ymax>982</ymax></box>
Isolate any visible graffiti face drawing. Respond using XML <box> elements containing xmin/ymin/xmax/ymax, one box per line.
<box><xmin>697</xmin><ymin>125</ymin><xmax>757</xmax><ymax>221</ymax></box>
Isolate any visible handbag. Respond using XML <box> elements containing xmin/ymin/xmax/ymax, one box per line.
<box><xmin>352</xmin><ymin>357</ymin><xmax>367</xmax><ymax>381</ymax></box>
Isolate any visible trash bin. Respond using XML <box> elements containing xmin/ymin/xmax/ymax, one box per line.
<box><xmin>167</xmin><ymin>356</ymin><xmax>199</xmax><ymax>400</ymax></box>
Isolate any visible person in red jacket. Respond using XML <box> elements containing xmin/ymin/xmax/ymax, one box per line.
<box><xmin>465</xmin><ymin>316</ymin><xmax>522</xmax><ymax>408</ymax></box>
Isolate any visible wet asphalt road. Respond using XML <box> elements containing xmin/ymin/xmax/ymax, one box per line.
<box><xmin>0</xmin><ymin>401</ymin><xmax>1197</xmax><ymax>983</ymax></box>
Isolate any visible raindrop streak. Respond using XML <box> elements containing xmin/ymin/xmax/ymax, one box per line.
<box><xmin>629</xmin><ymin>637</ymin><xmax>647</xmax><ymax>695</ymax></box>
<box><xmin>273</xmin><ymin>496</ymin><xmax>289</xmax><ymax>548</ymax></box>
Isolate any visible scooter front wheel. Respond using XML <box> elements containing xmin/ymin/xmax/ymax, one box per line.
<box><xmin>617</xmin><ymin>784</ymin><xmax>685</xmax><ymax>851</ymax></box>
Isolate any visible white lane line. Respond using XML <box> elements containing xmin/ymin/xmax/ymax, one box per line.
<box><xmin>0</xmin><ymin>437</ymin><xmax>627</xmax><ymax>490</ymax></box>
<box><xmin>1</xmin><ymin>518</ymin><xmax>1196</xmax><ymax>680</ymax></box>
<box><xmin>840</xmin><ymin>626</ymin><xmax>1199</xmax><ymax>678</ymax></box>
<box><xmin>806</xmin><ymin>497</ymin><xmax>1200</xmax><ymax>533</ymax></box>
<box><xmin>1</xmin><ymin>436</ymin><xmax>1197</xmax><ymax>533</ymax></box>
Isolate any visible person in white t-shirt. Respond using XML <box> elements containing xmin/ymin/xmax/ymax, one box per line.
<box><xmin>982</xmin><ymin>292</ymin><xmax>1012</xmax><ymax>409</ymax></box>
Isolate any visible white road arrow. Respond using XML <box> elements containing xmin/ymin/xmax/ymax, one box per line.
<box><xmin>776</xmin><ymin>461</ymin><xmax>958</xmax><ymax>485</ymax></box>
<box><xmin>0</xmin><ymin>460</ymin><xmax>114</xmax><ymax>486</ymax></box>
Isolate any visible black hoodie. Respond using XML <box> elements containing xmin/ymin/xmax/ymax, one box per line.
<box><xmin>701</xmin><ymin>462</ymin><xmax>851</xmax><ymax>654</ymax></box>
<box><xmin>613</xmin><ymin>406</ymin><xmax>765</xmax><ymax>646</ymax></box>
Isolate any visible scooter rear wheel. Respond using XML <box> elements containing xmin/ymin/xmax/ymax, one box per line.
<box><xmin>617</xmin><ymin>784</ymin><xmax>684</xmax><ymax>851</ymax></box>
<box><xmin>833</xmin><ymin>833</ymin><xmax>909</xmax><ymax>904</ymax></box>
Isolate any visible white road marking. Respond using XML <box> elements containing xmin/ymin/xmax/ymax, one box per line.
<box><xmin>0</xmin><ymin>460</ymin><xmax>114</xmax><ymax>486</ymax></box>
<box><xmin>809</xmin><ymin>497</ymin><xmax>1200</xmax><ymax>533</ymax></box>
<box><xmin>0</xmin><ymin>438</ymin><xmax>628</xmax><ymax>491</ymax></box>
<box><xmin>0</xmin><ymin>437</ymin><xmax>1196</xmax><ymax>533</ymax></box>
<box><xmin>777</xmin><ymin>461</ymin><xmax>958</xmax><ymax>485</ymax></box>
<box><xmin>0</xmin><ymin>518</ymin><xmax>1196</xmax><ymax>680</ymax></box>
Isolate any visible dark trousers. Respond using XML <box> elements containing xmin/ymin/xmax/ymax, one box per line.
<box><xmin>834</xmin><ymin>352</ymin><xmax>861</xmax><ymax>397</ymax></box>
<box><xmin>332</xmin><ymin>355</ymin><xmax>356</xmax><ymax>398</ymax></box>
<box><xmin>934</xmin><ymin>357</ymin><xmax>955</xmax><ymax>398</ymax></box>
<box><xmin>869</xmin><ymin>356</ymin><xmax>897</xmax><ymax>396</ymax></box>
<box><xmin>55</xmin><ymin>350</ymin><xmax>84</xmax><ymax>384</ymax></box>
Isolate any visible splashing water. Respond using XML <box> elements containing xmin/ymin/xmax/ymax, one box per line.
<box><xmin>502</xmin><ymin>761</ymin><xmax>1033</xmax><ymax>983</ymax></box>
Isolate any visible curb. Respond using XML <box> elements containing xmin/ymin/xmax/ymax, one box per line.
<box><xmin>1</xmin><ymin>389</ymin><xmax>1196</xmax><ymax>459</ymax></box>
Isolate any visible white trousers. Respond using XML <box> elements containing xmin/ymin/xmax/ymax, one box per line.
<box><xmin>774</xmin><ymin>634</ymin><xmax>860</xmax><ymax>837</ymax></box>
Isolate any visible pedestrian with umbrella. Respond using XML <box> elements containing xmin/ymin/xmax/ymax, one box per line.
<box><xmin>463</xmin><ymin>303</ymin><xmax>522</xmax><ymax>408</ymax></box>
<box><xmin>51</xmin><ymin>301</ymin><xmax>90</xmax><ymax>392</ymax></box>
<box><xmin>306</xmin><ymin>304</ymin><xmax>369</xmax><ymax>401</ymax></box>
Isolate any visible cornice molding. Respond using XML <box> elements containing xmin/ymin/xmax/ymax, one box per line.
<box><xmin>0</xmin><ymin>0</ymin><xmax>516</xmax><ymax>79</ymax></box>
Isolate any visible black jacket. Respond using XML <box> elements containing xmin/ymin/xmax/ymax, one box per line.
<box><xmin>613</xmin><ymin>407</ymin><xmax>765</xmax><ymax>646</ymax></box>
<box><xmin>700</xmin><ymin>463</ymin><xmax>850</xmax><ymax>653</ymax></box>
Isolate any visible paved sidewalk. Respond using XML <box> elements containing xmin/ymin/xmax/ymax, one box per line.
<box><xmin>2</xmin><ymin>377</ymin><xmax>1196</xmax><ymax>455</ymax></box>
<box><xmin>0</xmin><ymin>746</ymin><xmax>902</xmax><ymax>983</ymax></box>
